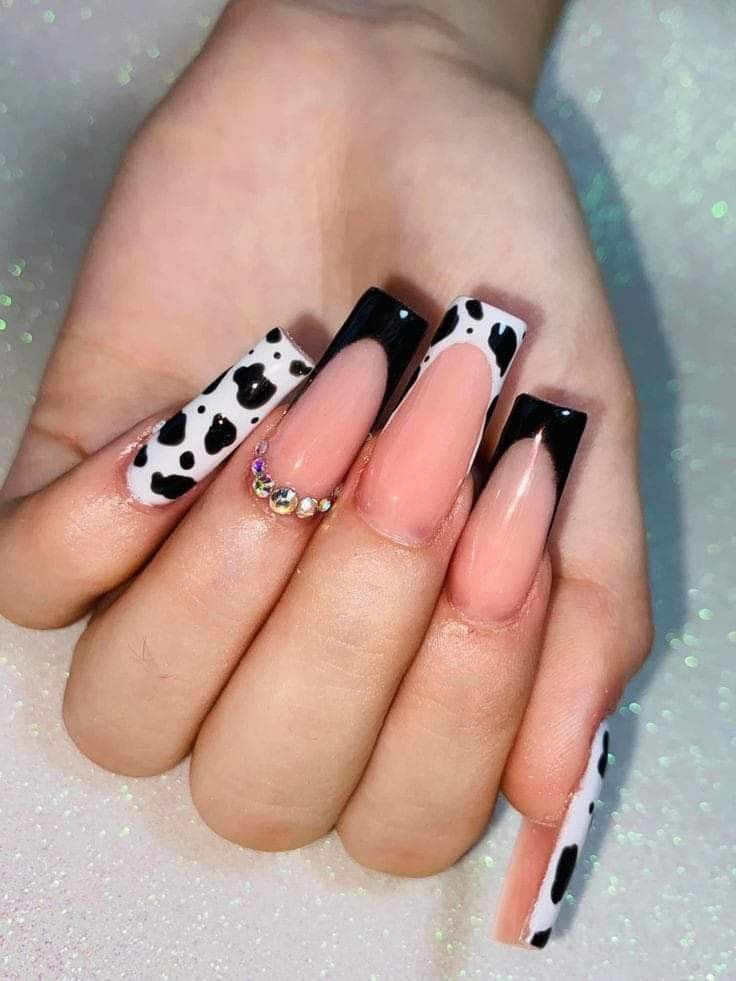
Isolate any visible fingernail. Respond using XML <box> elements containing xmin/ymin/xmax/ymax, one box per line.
<box><xmin>523</xmin><ymin>719</ymin><xmax>611</xmax><ymax>949</ymax></box>
<box><xmin>260</xmin><ymin>288</ymin><xmax>426</xmax><ymax>509</ymax></box>
<box><xmin>127</xmin><ymin>328</ymin><xmax>314</xmax><ymax>506</ymax></box>
<box><xmin>355</xmin><ymin>297</ymin><xmax>526</xmax><ymax>545</ymax></box>
<box><xmin>448</xmin><ymin>394</ymin><xmax>587</xmax><ymax>622</ymax></box>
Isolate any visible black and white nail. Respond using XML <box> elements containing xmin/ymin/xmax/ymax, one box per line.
<box><xmin>524</xmin><ymin>719</ymin><xmax>611</xmax><ymax>949</ymax></box>
<box><xmin>127</xmin><ymin>328</ymin><xmax>314</xmax><ymax>506</ymax></box>
<box><xmin>399</xmin><ymin>296</ymin><xmax>527</xmax><ymax>457</ymax></box>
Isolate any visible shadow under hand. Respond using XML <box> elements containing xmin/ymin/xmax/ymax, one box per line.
<box><xmin>534</xmin><ymin>75</ymin><xmax>686</xmax><ymax>938</ymax></box>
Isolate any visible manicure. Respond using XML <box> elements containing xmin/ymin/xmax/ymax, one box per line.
<box><xmin>356</xmin><ymin>297</ymin><xmax>527</xmax><ymax>545</ymax></box>
<box><xmin>448</xmin><ymin>394</ymin><xmax>587</xmax><ymax>623</ymax></box>
<box><xmin>127</xmin><ymin>327</ymin><xmax>314</xmax><ymax>506</ymax></box>
<box><xmin>523</xmin><ymin>719</ymin><xmax>611</xmax><ymax>948</ymax></box>
<box><xmin>260</xmin><ymin>287</ymin><xmax>427</xmax><ymax>512</ymax></box>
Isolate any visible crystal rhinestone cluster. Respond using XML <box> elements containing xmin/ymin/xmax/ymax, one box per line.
<box><xmin>250</xmin><ymin>441</ymin><xmax>340</xmax><ymax>518</ymax></box>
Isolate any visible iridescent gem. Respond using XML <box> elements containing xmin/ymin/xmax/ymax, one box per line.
<box><xmin>255</xmin><ymin>440</ymin><xmax>269</xmax><ymax>456</ymax></box>
<box><xmin>296</xmin><ymin>496</ymin><xmax>317</xmax><ymax>519</ymax></box>
<box><xmin>269</xmin><ymin>486</ymin><xmax>298</xmax><ymax>514</ymax></box>
<box><xmin>317</xmin><ymin>497</ymin><xmax>333</xmax><ymax>513</ymax></box>
<box><xmin>252</xmin><ymin>475</ymin><xmax>274</xmax><ymax>498</ymax></box>
<box><xmin>251</xmin><ymin>456</ymin><xmax>267</xmax><ymax>476</ymax></box>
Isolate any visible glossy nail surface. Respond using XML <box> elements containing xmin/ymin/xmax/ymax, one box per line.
<box><xmin>449</xmin><ymin>394</ymin><xmax>587</xmax><ymax>622</ymax></box>
<box><xmin>523</xmin><ymin>719</ymin><xmax>611</xmax><ymax>949</ymax></box>
<box><xmin>127</xmin><ymin>328</ymin><xmax>314</xmax><ymax>506</ymax></box>
<box><xmin>356</xmin><ymin>297</ymin><xmax>527</xmax><ymax>545</ymax></box>
<box><xmin>264</xmin><ymin>288</ymin><xmax>426</xmax><ymax>501</ymax></box>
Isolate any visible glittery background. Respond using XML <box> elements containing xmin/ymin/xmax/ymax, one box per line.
<box><xmin>1</xmin><ymin>1</ymin><xmax>734</xmax><ymax>978</ymax></box>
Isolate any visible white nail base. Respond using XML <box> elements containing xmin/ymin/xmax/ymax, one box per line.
<box><xmin>523</xmin><ymin>718</ymin><xmax>611</xmax><ymax>949</ymax></box>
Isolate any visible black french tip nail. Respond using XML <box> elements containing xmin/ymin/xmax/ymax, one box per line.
<box><xmin>488</xmin><ymin>394</ymin><xmax>587</xmax><ymax>509</ymax></box>
<box><xmin>295</xmin><ymin>287</ymin><xmax>427</xmax><ymax>426</ymax></box>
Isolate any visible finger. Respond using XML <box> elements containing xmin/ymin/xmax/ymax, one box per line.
<box><xmin>335</xmin><ymin>395</ymin><xmax>586</xmax><ymax>875</ymax></box>
<box><xmin>0</xmin><ymin>328</ymin><xmax>312</xmax><ymax>629</ymax></box>
<box><xmin>63</xmin><ymin>289</ymin><xmax>426</xmax><ymax>775</ymax></box>
<box><xmin>190</xmin><ymin>297</ymin><xmax>527</xmax><ymax>850</ymax></box>
<box><xmin>493</xmin><ymin>402</ymin><xmax>652</xmax><ymax>949</ymax></box>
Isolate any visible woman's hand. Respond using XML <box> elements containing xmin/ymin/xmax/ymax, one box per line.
<box><xmin>0</xmin><ymin>0</ymin><xmax>652</xmax><ymax>947</ymax></box>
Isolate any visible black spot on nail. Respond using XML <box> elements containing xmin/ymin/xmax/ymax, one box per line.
<box><xmin>232</xmin><ymin>363</ymin><xmax>277</xmax><ymax>409</ymax></box>
<box><xmin>266</xmin><ymin>327</ymin><xmax>282</xmax><ymax>343</ymax></box>
<box><xmin>466</xmin><ymin>327</ymin><xmax>473</xmax><ymax>334</ymax></box>
<box><xmin>489</xmin><ymin>323</ymin><xmax>518</xmax><ymax>376</ymax></box>
<box><xmin>465</xmin><ymin>298</ymin><xmax>484</xmax><ymax>320</ymax></box>
<box><xmin>150</xmin><ymin>471</ymin><xmax>196</xmax><ymax>500</ymax></box>
<box><xmin>530</xmin><ymin>929</ymin><xmax>551</xmax><ymax>949</ymax></box>
<box><xmin>251</xmin><ymin>416</ymin><xmax>259</xmax><ymax>424</ymax></box>
<box><xmin>431</xmin><ymin>304</ymin><xmax>459</xmax><ymax>346</ymax></box>
<box><xmin>588</xmin><ymin>801</ymin><xmax>595</xmax><ymax>814</ymax></box>
<box><xmin>598</xmin><ymin>730</ymin><xmax>609</xmax><ymax>778</ymax></box>
<box><xmin>197</xmin><ymin>405</ymin><xmax>206</xmax><ymax>414</ymax></box>
<box><xmin>202</xmin><ymin>369</ymin><xmax>228</xmax><ymax>395</ymax></box>
<box><xmin>289</xmin><ymin>359</ymin><xmax>311</xmax><ymax>377</ymax></box>
<box><xmin>204</xmin><ymin>413</ymin><xmax>237</xmax><ymax>455</ymax></box>
<box><xmin>179</xmin><ymin>451</ymin><xmax>195</xmax><ymax>470</ymax></box>
<box><xmin>133</xmin><ymin>445</ymin><xmax>148</xmax><ymax>467</ymax></box>
<box><xmin>157</xmin><ymin>411</ymin><xmax>187</xmax><ymax>446</ymax></box>
<box><xmin>550</xmin><ymin>844</ymin><xmax>578</xmax><ymax>905</ymax></box>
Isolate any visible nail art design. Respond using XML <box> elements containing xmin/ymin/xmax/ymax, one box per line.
<box><xmin>406</xmin><ymin>296</ymin><xmax>527</xmax><ymax>437</ymax></box>
<box><xmin>127</xmin><ymin>328</ymin><xmax>314</xmax><ymax>506</ymax></box>
<box><xmin>355</xmin><ymin>297</ymin><xmax>527</xmax><ymax>546</ymax></box>
<box><xmin>523</xmin><ymin>719</ymin><xmax>611</xmax><ymax>949</ymax></box>
<box><xmin>487</xmin><ymin>394</ymin><xmax>588</xmax><ymax>515</ymax></box>
<box><xmin>292</xmin><ymin>286</ymin><xmax>427</xmax><ymax>424</ymax></box>
<box><xmin>249</xmin><ymin>440</ymin><xmax>341</xmax><ymax>517</ymax></box>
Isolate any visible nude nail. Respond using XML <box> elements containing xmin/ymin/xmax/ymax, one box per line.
<box><xmin>263</xmin><ymin>288</ymin><xmax>426</xmax><ymax>502</ymax></box>
<box><xmin>356</xmin><ymin>297</ymin><xmax>527</xmax><ymax>545</ymax></box>
<box><xmin>449</xmin><ymin>394</ymin><xmax>587</xmax><ymax>623</ymax></box>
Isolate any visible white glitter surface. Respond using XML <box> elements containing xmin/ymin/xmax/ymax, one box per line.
<box><xmin>1</xmin><ymin>1</ymin><xmax>734</xmax><ymax>978</ymax></box>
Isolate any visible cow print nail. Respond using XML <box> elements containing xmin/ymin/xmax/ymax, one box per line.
<box><xmin>398</xmin><ymin>296</ymin><xmax>526</xmax><ymax>465</ymax></box>
<box><xmin>523</xmin><ymin>718</ymin><xmax>611</xmax><ymax>949</ymax></box>
<box><xmin>127</xmin><ymin>327</ymin><xmax>314</xmax><ymax>506</ymax></box>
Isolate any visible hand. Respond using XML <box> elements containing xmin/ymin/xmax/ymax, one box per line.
<box><xmin>0</xmin><ymin>0</ymin><xmax>652</xmax><ymax>947</ymax></box>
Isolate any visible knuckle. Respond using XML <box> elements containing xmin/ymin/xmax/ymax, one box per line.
<box><xmin>189</xmin><ymin>757</ymin><xmax>328</xmax><ymax>851</ymax></box>
<box><xmin>336</xmin><ymin>808</ymin><xmax>468</xmax><ymax>878</ymax></box>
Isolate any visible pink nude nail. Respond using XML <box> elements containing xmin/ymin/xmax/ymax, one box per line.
<box><xmin>355</xmin><ymin>297</ymin><xmax>527</xmax><ymax>545</ymax></box>
<box><xmin>449</xmin><ymin>394</ymin><xmax>587</xmax><ymax>623</ymax></box>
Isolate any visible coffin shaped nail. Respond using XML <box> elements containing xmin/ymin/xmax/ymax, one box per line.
<box><xmin>448</xmin><ymin>393</ymin><xmax>587</xmax><ymax>622</ymax></box>
<box><xmin>523</xmin><ymin>719</ymin><xmax>611</xmax><ymax>948</ymax></box>
<box><xmin>255</xmin><ymin>288</ymin><xmax>427</xmax><ymax>511</ymax></box>
<box><xmin>127</xmin><ymin>327</ymin><xmax>314</xmax><ymax>506</ymax></box>
<box><xmin>355</xmin><ymin>297</ymin><xmax>527</xmax><ymax>546</ymax></box>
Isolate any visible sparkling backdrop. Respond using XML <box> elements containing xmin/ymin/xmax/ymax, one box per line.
<box><xmin>1</xmin><ymin>1</ymin><xmax>734</xmax><ymax>978</ymax></box>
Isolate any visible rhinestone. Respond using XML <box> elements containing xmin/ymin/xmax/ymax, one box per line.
<box><xmin>252</xmin><ymin>475</ymin><xmax>274</xmax><ymax>498</ymax></box>
<box><xmin>296</xmin><ymin>496</ymin><xmax>317</xmax><ymax>519</ymax></box>
<box><xmin>269</xmin><ymin>486</ymin><xmax>298</xmax><ymax>515</ymax></box>
<box><xmin>317</xmin><ymin>497</ymin><xmax>333</xmax><ymax>513</ymax></box>
<box><xmin>255</xmin><ymin>440</ymin><xmax>269</xmax><ymax>456</ymax></box>
<box><xmin>251</xmin><ymin>456</ymin><xmax>267</xmax><ymax>476</ymax></box>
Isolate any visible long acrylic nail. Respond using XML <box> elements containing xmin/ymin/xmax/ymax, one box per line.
<box><xmin>260</xmin><ymin>288</ymin><xmax>426</xmax><ymax>510</ymax></box>
<box><xmin>127</xmin><ymin>328</ymin><xmax>314</xmax><ymax>506</ymax></box>
<box><xmin>355</xmin><ymin>297</ymin><xmax>527</xmax><ymax>545</ymax></box>
<box><xmin>523</xmin><ymin>719</ymin><xmax>611</xmax><ymax>949</ymax></box>
<box><xmin>448</xmin><ymin>394</ymin><xmax>587</xmax><ymax>622</ymax></box>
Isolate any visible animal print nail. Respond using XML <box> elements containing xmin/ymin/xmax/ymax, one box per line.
<box><xmin>524</xmin><ymin>719</ymin><xmax>611</xmax><ymax>949</ymax></box>
<box><xmin>127</xmin><ymin>328</ymin><xmax>314</xmax><ymax>506</ymax></box>
<box><xmin>404</xmin><ymin>296</ymin><xmax>527</xmax><ymax>455</ymax></box>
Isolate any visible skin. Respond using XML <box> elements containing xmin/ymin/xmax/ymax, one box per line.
<box><xmin>0</xmin><ymin>0</ymin><xmax>653</xmax><ymax>939</ymax></box>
